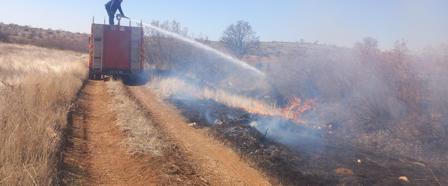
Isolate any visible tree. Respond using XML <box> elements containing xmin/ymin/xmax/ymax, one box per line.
<box><xmin>353</xmin><ymin>37</ymin><xmax>381</xmax><ymax>69</ymax></box>
<box><xmin>221</xmin><ymin>21</ymin><xmax>260</xmax><ymax>58</ymax></box>
<box><xmin>354</xmin><ymin>37</ymin><xmax>379</xmax><ymax>58</ymax></box>
<box><xmin>392</xmin><ymin>39</ymin><xmax>409</xmax><ymax>59</ymax></box>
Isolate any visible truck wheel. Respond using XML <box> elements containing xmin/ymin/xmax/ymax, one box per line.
<box><xmin>93</xmin><ymin>74</ymin><xmax>99</xmax><ymax>80</ymax></box>
<box><xmin>113</xmin><ymin>75</ymin><xmax>119</xmax><ymax>81</ymax></box>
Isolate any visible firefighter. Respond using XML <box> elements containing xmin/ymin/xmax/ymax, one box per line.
<box><xmin>105</xmin><ymin>0</ymin><xmax>126</xmax><ymax>25</ymax></box>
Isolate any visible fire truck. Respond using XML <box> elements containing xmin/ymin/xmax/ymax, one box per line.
<box><xmin>88</xmin><ymin>18</ymin><xmax>147</xmax><ymax>84</ymax></box>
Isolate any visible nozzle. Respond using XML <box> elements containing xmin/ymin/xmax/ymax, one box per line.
<box><xmin>116</xmin><ymin>14</ymin><xmax>129</xmax><ymax>20</ymax></box>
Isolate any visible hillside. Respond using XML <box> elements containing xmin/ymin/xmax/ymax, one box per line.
<box><xmin>0</xmin><ymin>23</ymin><xmax>88</xmax><ymax>52</ymax></box>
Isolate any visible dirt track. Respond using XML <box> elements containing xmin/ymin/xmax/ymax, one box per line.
<box><xmin>61</xmin><ymin>81</ymin><xmax>270</xmax><ymax>185</ymax></box>
<box><xmin>62</xmin><ymin>81</ymin><xmax>161</xmax><ymax>185</ymax></box>
<box><xmin>128</xmin><ymin>86</ymin><xmax>271</xmax><ymax>185</ymax></box>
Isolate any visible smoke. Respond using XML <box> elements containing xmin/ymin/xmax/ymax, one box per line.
<box><xmin>148</xmin><ymin>37</ymin><xmax>448</xmax><ymax>165</ymax></box>
<box><xmin>128</xmin><ymin>18</ymin><xmax>264</xmax><ymax>77</ymax></box>
<box><xmin>136</xmin><ymin>16</ymin><xmax>448</xmax><ymax>165</ymax></box>
<box><xmin>267</xmin><ymin>41</ymin><xmax>448</xmax><ymax>164</ymax></box>
<box><xmin>147</xmin><ymin>76</ymin><xmax>325</xmax><ymax>153</ymax></box>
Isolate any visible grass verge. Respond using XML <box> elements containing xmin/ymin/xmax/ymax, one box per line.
<box><xmin>0</xmin><ymin>43</ymin><xmax>87</xmax><ymax>185</ymax></box>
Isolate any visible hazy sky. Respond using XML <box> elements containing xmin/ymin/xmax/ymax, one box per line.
<box><xmin>1</xmin><ymin>0</ymin><xmax>447</xmax><ymax>49</ymax></box>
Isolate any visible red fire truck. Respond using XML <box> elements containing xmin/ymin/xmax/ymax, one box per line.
<box><xmin>88</xmin><ymin>20</ymin><xmax>147</xmax><ymax>84</ymax></box>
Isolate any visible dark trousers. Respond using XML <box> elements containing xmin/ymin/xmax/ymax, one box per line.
<box><xmin>105</xmin><ymin>6</ymin><xmax>115</xmax><ymax>25</ymax></box>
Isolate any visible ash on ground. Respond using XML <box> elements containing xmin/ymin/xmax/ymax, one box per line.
<box><xmin>171</xmin><ymin>97</ymin><xmax>446</xmax><ymax>186</ymax></box>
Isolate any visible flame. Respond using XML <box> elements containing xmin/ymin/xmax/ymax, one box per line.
<box><xmin>281</xmin><ymin>97</ymin><xmax>316</xmax><ymax>123</ymax></box>
<box><xmin>244</xmin><ymin>97</ymin><xmax>315</xmax><ymax>124</ymax></box>
<box><xmin>148</xmin><ymin>78</ymin><xmax>315</xmax><ymax>124</ymax></box>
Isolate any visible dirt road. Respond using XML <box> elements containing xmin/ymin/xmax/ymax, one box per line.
<box><xmin>62</xmin><ymin>81</ymin><xmax>162</xmax><ymax>185</ymax></box>
<box><xmin>61</xmin><ymin>81</ymin><xmax>270</xmax><ymax>185</ymax></box>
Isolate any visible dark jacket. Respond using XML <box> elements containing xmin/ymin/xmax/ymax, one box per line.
<box><xmin>105</xmin><ymin>0</ymin><xmax>124</xmax><ymax>16</ymax></box>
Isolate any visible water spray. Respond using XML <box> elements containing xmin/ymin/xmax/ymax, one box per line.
<box><xmin>117</xmin><ymin>15</ymin><xmax>265</xmax><ymax>77</ymax></box>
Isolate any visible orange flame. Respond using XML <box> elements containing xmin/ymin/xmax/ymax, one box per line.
<box><xmin>241</xmin><ymin>97</ymin><xmax>315</xmax><ymax>125</ymax></box>
<box><xmin>281</xmin><ymin>97</ymin><xmax>315</xmax><ymax>124</ymax></box>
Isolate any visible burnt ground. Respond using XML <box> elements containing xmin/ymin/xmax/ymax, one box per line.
<box><xmin>170</xmin><ymin>97</ymin><xmax>447</xmax><ymax>186</ymax></box>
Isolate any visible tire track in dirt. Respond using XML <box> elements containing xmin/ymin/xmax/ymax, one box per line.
<box><xmin>61</xmin><ymin>80</ymin><xmax>270</xmax><ymax>185</ymax></box>
<box><xmin>128</xmin><ymin>86</ymin><xmax>271</xmax><ymax>185</ymax></box>
<box><xmin>61</xmin><ymin>81</ymin><xmax>160</xmax><ymax>185</ymax></box>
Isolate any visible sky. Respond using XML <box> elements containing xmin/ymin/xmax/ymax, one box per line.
<box><xmin>1</xmin><ymin>0</ymin><xmax>447</xmax><ymax>49</ymax></box>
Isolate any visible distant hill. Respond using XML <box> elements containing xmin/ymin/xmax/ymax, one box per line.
<box><xmin>0</xmin><ymin>23</ymin><xmax>88</xmax><ymax>52</ymax></box>
<box><xmin>0</xmin><ymin>22</ymin><xmax>320</xmax><ymax>57</ymax></box>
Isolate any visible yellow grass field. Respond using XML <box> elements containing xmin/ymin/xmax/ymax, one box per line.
<box><xmin>0</xmin><ymin>43</ymin><xmax>87</xmax><ymax>185</ymax></box>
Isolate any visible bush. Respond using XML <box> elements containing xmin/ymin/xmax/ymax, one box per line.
<box><xmin>0</xmin><ymin>32</ymin><xmax>9</xmax><ymax>42</ymax></box>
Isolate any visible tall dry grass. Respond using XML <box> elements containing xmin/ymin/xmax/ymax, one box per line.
<box><xmin>0</xmin><ymin>43</ymin><xmax>87</xmax><ymax>185</ymax></box>
<box><xmin>146</xmin><ymin>77</ymin><xmax>299</xmax><ymax>121</ymax></box>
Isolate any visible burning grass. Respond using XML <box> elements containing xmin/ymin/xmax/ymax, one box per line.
<box><xmin>0</xmin><ymin>43</ymin><xmax>87</xmax><ymax>185</ymax></box>
<box><xmin>147</xmin><ymin>32</ymin><xmax>448</xmax><ymax>168</ymax></box>
<box><xmin>167</xmin><ymin>93</ymin><xmax>445</xmax><ymax>185</ymax></box>
<box><xmin>147</xmin><ymin>77</ymin><xmax>315</xmax><ymax>124</ymax></box>
<box><xmin>146</xmin><ymin>75</ymin><xmax>447</xmax><ymax>185</ymax></box>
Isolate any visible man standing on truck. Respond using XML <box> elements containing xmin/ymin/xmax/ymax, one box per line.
<box><xmin>105</xmin><ymin>0</ymin><xmax>126</xmax><ymax>25</ymax></box>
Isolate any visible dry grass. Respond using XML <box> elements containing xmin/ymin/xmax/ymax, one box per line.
<box><xmin>0</xmin><ymin>43</ymin><xmax>87</xmax><ymax>185</ymax></box>
<box><xmin>106</xmin><ymin>81</ymin><xmax>166</xmax><ymax>157</ymax></box>
<box><xmin>147</xmin><ymin>77</ymin><xmax>285</xmax><ymax>117</ymax></box>
<box><xmin>147</xmin><ymin>77</ymin><xmax>316</xmax><ymax>127</ymax></box>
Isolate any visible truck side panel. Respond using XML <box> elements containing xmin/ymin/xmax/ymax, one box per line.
<box><xmin>130</xmin><ymin>27</ymin><xmax>143</xmax><ymax>73</ymax></box>
<box><xmin>92</xmin><ymin>25</ymin><xmax>104</xmax><ymax>72</ymax></box>
<box><xmin>103</xmin><ymin>26</ymin><xmax>131</xmax><ymax>71</ymax></box>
